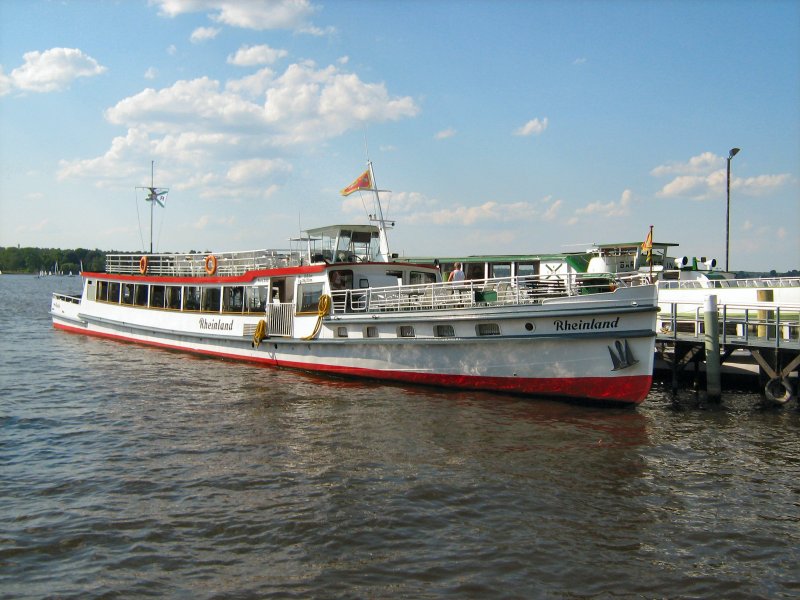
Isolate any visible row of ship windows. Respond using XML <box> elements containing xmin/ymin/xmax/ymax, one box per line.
<box><xmin>336</xmin><ymin>323</ymin><xmax>502</xmax><ymax>338</ymax></box>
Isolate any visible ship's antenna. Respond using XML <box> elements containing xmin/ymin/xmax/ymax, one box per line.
<box><xmin>135</xmin><ymin>161</ymin><xmax>169</xmax><ymax>253</ymax></box>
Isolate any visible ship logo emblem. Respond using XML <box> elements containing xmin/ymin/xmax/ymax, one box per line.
<box><xmin>608</xmin><ymin>339</ymin><xmax>638</xmax><ymax>371</ymax></box>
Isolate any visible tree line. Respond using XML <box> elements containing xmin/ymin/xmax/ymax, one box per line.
<box><xmin>0</xmin><ymin>246</ymin><xmax>107</xmax><ymax>274</ymax></box>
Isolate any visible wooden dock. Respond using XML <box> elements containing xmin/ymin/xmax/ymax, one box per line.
<box><xmin>655</xmin><ymin>298</ymin><xmax>800</xmax><ymax>404</ymax></box>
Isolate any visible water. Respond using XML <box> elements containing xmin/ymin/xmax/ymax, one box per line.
<box><xmin>1</xmin><ymin>275</ymin><xmax>798</xmax><ymax>599</ymax></box>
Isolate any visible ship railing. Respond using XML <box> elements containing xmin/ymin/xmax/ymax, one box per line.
<box><xmin>105</xmin><ymin>249</ymin><xmax>304</xmax><ymax>276</ymax></box>
<box><xmin>53</xmin><ymin>292</ymin><xmax>81</xmax><ymax>304</ymax></box>
<box><xmin>329</xmin><ymin>272</ymin><xmax>644</xmax><ymax>314</ymax></box>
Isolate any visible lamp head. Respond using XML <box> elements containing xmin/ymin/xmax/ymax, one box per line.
<box><xmin>729</xmin><ymin>148</ymin><xmax>740</xmax><ymax>159</ymax></box>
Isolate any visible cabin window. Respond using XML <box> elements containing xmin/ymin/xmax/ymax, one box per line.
<box><xmin>122</xmin><ymin>283</ymin><xmax>134</xmax><ymax>305</ymax></box>
<box><xmin>223</xmin><ymin>286</ymin><xmax>245</xmax><ymax>313</ymax></box>
<box><xmin>490</xmin><ymin>263</ymin><xmax>511</xmax><ymax>279</ymax></box>
<box><xmin>336</xmin><ymin>327</ymin><xmax>348</xmax><ymax>338</ymax></box>
<box><xmin>96</xmin><ymin>281</ymin><xmax>108</xmax><ymax>301</ymax></box>
<box><xmin>246</xmin><ymin>285</ymin><xmax>269</xmax><ymax>312</ymax></box>
<box><xmin>166</xmin><ymin>286</ymin><xmax>182</xmax><ymax>309</ymax></box>
<box><xmin>398</xmin><ymin>325</ymin><xmax>415</xmax><ymax>338</ymax></box>
<box><xmin>134</xmin><ymin>284</ymin><xmax>149</xmax><ymax>306</ymax></box>
<box><xmin>476</xmin><ymin>323</ymin><xmax>501</xmax><ymax>336</ymax></box>
<box><xmin>151</xmin><ymin>285</ymin><xmax>166</xmax><ymax>308</ymax></box>
<box><xmin>516</xmin><ymin>262</ymin><xmax>538</xmax><ymax>277</ymax></box>
<box><xmin>410</xmin><ymin>271</ymin><xmax>437</xmax><ymax>285</ymax></box>
<box><xmin>329</xmin><ymin>270</ymin><xmax>353</xmax><ymax>291</ymax></box>
<box><xmin>365</xmin><ymin>326</ymin><xmax>378</xmax><ymax>338</ymax></box>
<box><xmin>298</xmin><ymin>283</ymin><xmax>324</xmax><ymax>313</ymax></box>
<box><xmin>202</xmin><ymin>287</ymin><xmax>221</xmax><ymax>312</ymax></box>
<box><xmin>465</xmin><ymin>263</ymin><xmax>484</xmax><ymax>280</ymax></box>
<box><xmin>434</xmin><ymin>324</ymin><xmax>455</xmax><ymax>338</ymax></box>
<box><xmin>108</xmin><ymin>282</ymin><xmax>121</xmax><ymax>303</ymax></box>
<box><xmin>184</xmin><ymin>286</ymin><xmax>201</xmax><ymax>311</ymax></box>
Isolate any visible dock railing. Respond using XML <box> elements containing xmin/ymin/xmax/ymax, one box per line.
<box><xmin>659</xmin><ymin>300</ymin><xmax>800</xmax><ymax>350</ymax></box>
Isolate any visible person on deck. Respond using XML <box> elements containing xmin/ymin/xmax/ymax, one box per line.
<box><xmin>448</xmin><ymin>262</ymin><xmax>465</xmax><ymax>283</ymax></box>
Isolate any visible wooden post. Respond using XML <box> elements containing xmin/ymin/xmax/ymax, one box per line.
<box><xmin>704</xmin><ymin>295</ymin><xmax>721</xmax><ymax>402</ymax></box>
<box><xmin>757</xmin><ymin>289</ymin><xmax>774</xmax><ymax>339</ymax></box>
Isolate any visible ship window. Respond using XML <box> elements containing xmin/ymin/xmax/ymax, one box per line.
<box><xmin>202</xmin><ymin>287</ymin><xmax>221</xmax><ymax>312</ymax></box>
<box><xmin>151</xmin><ymin>285</ymin><xmax>165</xmax><ymax>308</ymax></box>
<box><xmin>476</xmin><ymin>323</ymin><xmax>500</xmax><ymax>336</ymax></box>
<box><xmin>222</xmin><ymin>286</ymin><xmax>245</xmax><ymax>313</ymax></box>
<box><xmin>96</xmin><ymin>281</ymin><xmax>108</xmax><ymax>301</ymax></box>
<box><xmin>434</xmin><ymin>324</ymin><xmax>455</xmax><ymax>338</ymax></box>
<box><xmin>166</xmin><ymin>286</ymin><xmax>182</xmax><ymax>309</ymax></box>
<box><xmin>410</xmin><ymin>271</ymin><xmax>437</xmax><ymax>285</ymax></box>
<box><xmin>516</xmin><ymin>262</ymin><xmax>537</xmax><ymax>277</ymax></box>
<box><xmin>298</xmin><ymin>283</ymin><xmax>324</xmax><ymax>313</ymax></box>
<box><xmin>134</xmin><ymin>284</ymin><xmax>149</xmax><ymax>306</ymax></box>
<box><xmin>184</xmin><ymin>286</ymin><xmax>201</xmax><ymax>311</ymax></box>
<box><xmin>108</xmin><ymin>281</ymin><xmax>121</xmax><ymax>303</ymax></box>
<box><xmin>490</xmin><ymin>263</ymin><xmax>511</xmax><ymax>278</ymax></box>
<box><xmin>122</xmin><ymin>283</ymin><xmax>134</xmax><ymax>305</ymax></box>
<box><xmin>365</xmin><ymin>326</ymin><xmax>378</xmax><ymax>338</ymax></box>
<box><xmin>337</xmin><ymin>327</ymin><xmax>348</xmax><ymax>338</ymax></box>
<box><xmin>246</xmin><ymin>285</ymin><xmax>269</xmax><ymax>312</ymax></box>
<box><xmin>398</xmin><ymin>325</ymin><xmax>415</xmax><ymax>338</ymax></box>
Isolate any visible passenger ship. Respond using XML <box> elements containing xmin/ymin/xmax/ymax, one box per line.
<box><xmin>51</xmin><ymin>165</ymin><xmax>658</xmax><ymax>405</ymax></box>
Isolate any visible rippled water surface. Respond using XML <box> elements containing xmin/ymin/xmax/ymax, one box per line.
<box><xmin>2</xmin><ymin>275</ymin><xmax>799</xmax><ymax>599</ymax></box>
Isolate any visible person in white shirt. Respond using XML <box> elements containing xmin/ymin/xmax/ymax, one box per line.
<box><xmin>448</xmin><ymin>262</ymin><xmax>465</xmax><ymax>283</ymax></box>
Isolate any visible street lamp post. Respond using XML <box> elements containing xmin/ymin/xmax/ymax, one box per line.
<box><xmin>725</xmin><ymin>147</ymin><xmax>740</xmax><ymax>272</ymax></box>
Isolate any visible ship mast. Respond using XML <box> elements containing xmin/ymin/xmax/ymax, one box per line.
<box><xmin>366</xmin><ymin>160</ymin><xmax>392</xmax><ymax>262</ymax></box>
<box><xmin>136</xmin><ymin>161</ymin><xmax>169</xmax><ymax>253</ymax></box>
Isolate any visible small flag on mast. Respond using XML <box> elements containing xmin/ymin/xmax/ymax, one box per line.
<box><xmin>641</xmin><ymin>226</ymin><xmax>653</xmax><ymax>263</ymax></box>
<box><xmin>340</xmin><ymin>169</ymin><xmax>374</xmax><ymax>196</ymax></box>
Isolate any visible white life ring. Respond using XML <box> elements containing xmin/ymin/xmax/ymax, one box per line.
<box><xmin>764</xmin><ymin>377</ymin><xmax>794</xmax><ymax>405</ymax></box>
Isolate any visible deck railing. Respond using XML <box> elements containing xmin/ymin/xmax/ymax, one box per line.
<box><xmin>106</xmin><ymin>249</ymin><xmax>304</xmax><ymax>277</ymax></box>
<box><xmin>329</xmin><ymin>272</ymin><xmax>643</xmax><ymax>315</ymax></box>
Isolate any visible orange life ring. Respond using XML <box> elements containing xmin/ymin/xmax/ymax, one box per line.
<box><xmin>139</xmin><ymin>256</ymin><xmax>148</xmax><ymax>274</ymax></box>
<box><xmin>204</xmin><ymin>254</ymin><xmax>217</xmax><ymax>276</ymax></box>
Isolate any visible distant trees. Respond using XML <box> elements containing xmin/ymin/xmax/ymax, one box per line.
<box><xmin>0</xmin><ymin>247</ymin><xmax>107</xmax><ymax>274</ymax></box>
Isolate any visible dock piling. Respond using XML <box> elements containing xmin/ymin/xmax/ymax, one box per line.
<box><xmin>704</xmin><ymin>295</ymin><xmax>722</xmax><ymax>401</ymax></box>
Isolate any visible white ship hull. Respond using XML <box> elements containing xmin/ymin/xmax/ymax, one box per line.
<box><xmin>53</xmin><ymin>280</ymin><xmax>656</xmax><ymax>405</ymax></box>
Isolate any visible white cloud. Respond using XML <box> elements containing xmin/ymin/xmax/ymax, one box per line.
<box><xmin>226</xmin><ymin>158</ymin><xmax>292</xmax><ymax>183</ymax></box>
<box><xmin>144</xmin><ymin>67</ymin><xmax>158</xmax><ymax>80</ymax></box>
<box><xmin>572</xmin><ymin>189</ymin><xmax>634</xmax><ymax>220</ymax></box>
<box><xmin>4</xmin><ymin>47</ymin><xmax>106</xmax><ymax>94</ymax></box>
<box><xmin>435</xmin><ymin>128</ymin><xmax>457</xmax><ymax>140</ymax></box>
<box><xmin>153</xmin><ymin>0</ymin><xmax>322</xmax><ymax>33</ymax></box>
<box><xmin>190</xmin><ymin>26</ymin><xmax>221</xmax><ymax>43</ymax></box>
<box><xmin>650</xmin><ymin>151</ymin><xmax>722</xmax><ymax>177</ymax></box>
<box><xmin>573</xmin><ymin>57</ymin><xmax>587</xmax><ymax>65</ymax></box>
<box><xmin>652</xmin><ymin>151</ymin><xmax>791</xmax><ymax>200</ymax></box>
<box><xmin>227</xmin><ymin>44</ymin><xmax>288</xmax><ymax>66</ymax></box>
<box><xmin>514</xmin><ymin>117</ymin><xmax>548</xmax><ymax>137</ymax></box>
<box><xmin>58</xmin><ymin>60</ymin><xmax>419</xmax><ymax>195</ymax></box>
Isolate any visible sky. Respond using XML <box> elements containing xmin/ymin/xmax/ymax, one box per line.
<box><xmin>1</xmin><ymin>0</ymin><xmax>798</xmax><ymax>271</ymax></box>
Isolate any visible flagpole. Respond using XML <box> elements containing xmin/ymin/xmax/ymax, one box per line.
<box><xmin>367</xmin><ymin>160</ymin><xmax>391</xmax><ymax>261</ymax></box>
<box><xmin>150</xmin><ymin>161</ymin><xmax>155</xmax><ymax>253</ymax></box>
<box><xmin>648</xmin><ymin>225</ymin><xmax>653</xmax><ymax>282</ymax></box>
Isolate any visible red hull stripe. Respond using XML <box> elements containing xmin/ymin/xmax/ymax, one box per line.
<box><xmin>53</xmin><ymin>321</ymin><xmax>651</xmax><ymax>404</ymax></box>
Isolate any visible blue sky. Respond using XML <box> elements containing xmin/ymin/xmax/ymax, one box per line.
<box><xmin>1</xmin><ymin>0</ymin><xmax>798</xmax><ymax>271</ymax></box>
